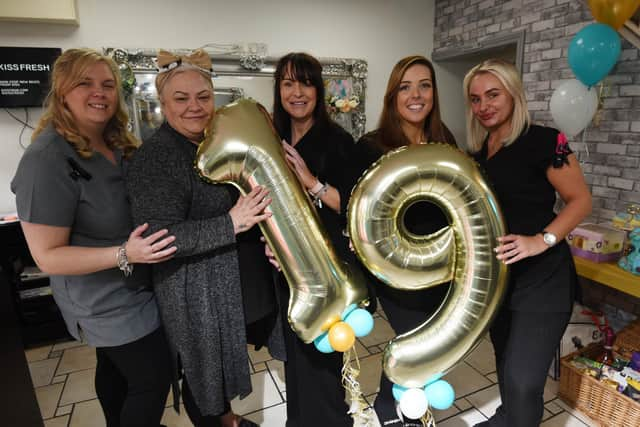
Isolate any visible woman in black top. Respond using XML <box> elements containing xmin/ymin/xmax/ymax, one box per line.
<box><xmin>463</xmin><ymin>59</ymin><xmax>591</xmax><ymax>427</ymax></box>
<box><xmin>269</xmin><ymin>52</ymin><xmax>359</xmax><ymax>427</ymax></box>
<box><xmin>348</xmin><ymin>55</ymin><xmax>457</xmax><ymax>427</ymax></box>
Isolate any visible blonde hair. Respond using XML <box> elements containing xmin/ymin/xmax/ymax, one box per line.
<box><xmin>32</xmin><ymin>48</ymin><xmax>138</xmax><ymax>159</ymax></box>
<box><xmin>463</xmin><ymin>59</ymin><xmax>530</xmax><ymax>153</ymax></box>
<box><xmin>155</xmin><ymin>65</ymin><xmax>213</xmax><ymax>101</ymax></box>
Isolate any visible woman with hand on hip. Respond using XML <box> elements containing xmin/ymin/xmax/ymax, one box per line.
<box><xmin>125</xmin><ymin>49</ymin><xmax>277</xmax><ymax>427</ymax></box>
<box><xmin>464</xmin><ymin>59</ymin><xmax>591</xmax><ymax>427</ymax></box>
<box><xmin>347</xmin><ymin>55</ymin><xmax>457</xmax><ymax>427</ymax></box>
<box><xmin>11</xmin><ymin>48</ymin><xmax>176</xmax><ymax>427</ymax></box>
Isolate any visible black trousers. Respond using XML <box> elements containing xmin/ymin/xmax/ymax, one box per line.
<box><xmin>277</xmin><ymin>280</ymin><xmax>352</xmax><ymax>427</ymax></box>
<box><xmin>374</xmin><ymin>284</ymin><xmax>449</xmax><ymax>426</ymax></box>
<box><xmin>485</xmin><ymin>308</ymin><xmax>571</xmax><ymax>427</ymax></box>
<box><xmin>94</xmin><ymin>327</ymin><xmax>171</xmax><ymax>427</ymax></box>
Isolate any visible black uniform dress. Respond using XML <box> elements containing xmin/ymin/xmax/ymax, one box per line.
<box><xmin>277</xmin><ymin>120</ymin><xmax>364</xmax><ymax>427</ymax></box>
<box><xmin>346</xmin><ymin>130</ymin><xmax>455</xmax><ymax>427</ymax></box>
<box><xmin>472</xmin><ymin>125</ymin><xmax>576</xmax><ymax>427</ymax></box>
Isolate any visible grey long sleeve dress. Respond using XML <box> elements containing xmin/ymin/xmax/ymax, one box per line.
<box><xmin>125</xmin><ymin>122</ymin><xmax>251</xmax><ymax>416</ymax></box>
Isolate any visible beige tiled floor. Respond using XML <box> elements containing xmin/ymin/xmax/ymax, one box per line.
<box><xmin>27</xmin><ymin>310</ymin><xmax>600</xmax><ymax>427</ymax></box>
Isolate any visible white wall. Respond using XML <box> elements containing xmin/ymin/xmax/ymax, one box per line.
<box><xmin>0</xmin><ymin>0</ymin><xmax>436</xmax><ymax>214</ymax></box>
<box><xmin>433</xmin><ymin>61</ymin><xmax>471</xmax><ymax>147</ymax></box>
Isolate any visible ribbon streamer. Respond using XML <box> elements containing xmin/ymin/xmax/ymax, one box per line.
<box><xmin>342</xmin><ymin>346</ymin><xmax>375</xmax><ymax>426</ymax></box>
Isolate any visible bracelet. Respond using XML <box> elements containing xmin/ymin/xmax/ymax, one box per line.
<box><xmin>309</xmin><ymin>179</ymin><xmax>324</xmax><ymax>196</ymax></box>
<box><xmin>116</xmin><ymin>243</ymin><xmax>133</xmax><ymax>277</ymax></box>
<box><xmin>312</xmin><ymin>183</ymin><xmax>329</xmax><ymax>208</ymax></box>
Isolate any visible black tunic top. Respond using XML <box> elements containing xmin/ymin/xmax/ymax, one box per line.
<box><xmin>473</xmin><ymin>124</ymin><xmax>577</xmax><ymax>313</ymax></box>
<box><xmin>286</xmin><ymin>120</ymin><xmax>358</xmax><ymax>265</ymax></box>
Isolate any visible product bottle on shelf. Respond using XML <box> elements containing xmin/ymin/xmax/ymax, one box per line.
<box><xmin>595</xmin><ymin>326</ymin><xmax>616</xmax><ymax>366</ymax></box>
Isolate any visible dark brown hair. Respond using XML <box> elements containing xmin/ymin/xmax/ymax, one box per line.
<box><xmin>272</xmin><ymin>52</ymin><xmax>331</xmax><ymax>138</ymax></box>
<box><xmin>376</xmin><ymin>55</ymin><xmax>453</xmax><ymax>152</ymax></box>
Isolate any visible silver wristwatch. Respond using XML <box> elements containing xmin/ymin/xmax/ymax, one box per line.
<box><xmin>542</xmin><ymin>230</ymin><xmax>558</xmax><ymax>247</ymax></box>
<box><xmin>117</xmin><ymin>244</ymin><xmax>134</xmax><ymax>276</ymax></box>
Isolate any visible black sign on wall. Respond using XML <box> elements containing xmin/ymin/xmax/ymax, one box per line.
<box><xmin>0</xmin><ymin>47</ymin><xmax>62</xmax><ymax>108</ymax></box>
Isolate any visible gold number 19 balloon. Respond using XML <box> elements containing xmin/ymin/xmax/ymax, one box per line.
<box><xmin>348</xmin><ymin>144</ymin><xmax>508</xmax><ymax>387</ymax></box>
<box><xmin>196</xmin><ymin>99</ymin><xmax>368</xmax><ymax>343</ymax></box>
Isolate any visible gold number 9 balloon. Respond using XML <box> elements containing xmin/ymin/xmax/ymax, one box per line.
<box><xmin>196</xmin><ymin>99</ymin><xmax>368</xmax><ymax>343</ymax></box>
<box><xmin>348</xmin><ymin>143</ymin><xmax>508</xmax><ymax>388</ymax></box>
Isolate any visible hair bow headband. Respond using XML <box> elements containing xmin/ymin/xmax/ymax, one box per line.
<box><xmin>156</xmin><ymin>49</ymin><xmax>213</xmax><ymax>74</ymax></box>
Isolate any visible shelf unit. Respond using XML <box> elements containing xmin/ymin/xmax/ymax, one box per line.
<box><xmin>574</xmin><ymin>256</ymin><xmax>640</xmax><ymax>298</ymax></box>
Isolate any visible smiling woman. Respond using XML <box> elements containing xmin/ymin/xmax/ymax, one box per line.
<box><xmin>11</xmin><ymin>48</ymin><xmax>176</xmax><ymax>427</ymax></box>
<box><xmin>63</xmin><ymin>63</ymin><xmax>117</xmax><ymax>135</ymax></box>
<box><xmin>343</xmin><ymin>55</ymin><xmax>457</xmax><ymax>427</ymax></box>
<box><xmin>463</xmin><ymin>58</ymin><xmax>592</xmax><ymax>427</ymax></box>
<box><xmin>265</xmin><ymin>51</ymin><xmax>365</xmax><ymax>427</ymax></box>
<box><xmin>157</xmin><ymin>69</ymin><xmax>214</xmax><ymax>143</ymax></box>
<box><xmin>125</xmin><ymin>48</ymin><xmax>278</xmax><ymax>427</ymax></box>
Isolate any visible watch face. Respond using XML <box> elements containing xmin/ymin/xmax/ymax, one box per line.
<box><xmin>543</xmin><ymin>232</ymin><xmax>557</xmax><ymax>246</ymax></box>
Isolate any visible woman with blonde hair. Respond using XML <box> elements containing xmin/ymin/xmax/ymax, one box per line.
<box><xmin>347</xmin><ymin>55</ymin><xmax>456</xmax><ymax>427</ymax></box>
<box><xmin>126</xmin><ymin>49</ymin><xmax>277</xmax><ymax>427</ymax></box>
<box><xmin>463</xmin><ymin>59</ymin><xmax>591</xmax><ymax>427</ymax></box>
<box><xmin>11</xmin><ymin>48</ymin><xmax>176</xmax><ymax>427</ymax></box>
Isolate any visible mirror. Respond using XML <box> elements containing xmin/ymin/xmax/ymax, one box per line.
<box><xmin>103</xmin><ymin>47</ymin><xmax>367</xmax><ymax>140</ymax></box>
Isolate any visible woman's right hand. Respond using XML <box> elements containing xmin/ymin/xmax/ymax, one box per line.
<box><xmin>125</xmin><ymin>223</ymin><xmax>177</xmax><ymax>264</ymax></box>
<box><xmin>261</xmin><ymin>236</ymin><xmax>281</xmax><ymax>271</ymax></box>
<box><xmin>229</xmin><ymin>186</ymin><xmax>272</xmax><ymax>234</ymax></box>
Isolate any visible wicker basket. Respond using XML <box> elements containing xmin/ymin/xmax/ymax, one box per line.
<box><xmin>615</xmin><ymin>321</ymin><xmax>640</xmax><ymax>360</ymax></box>
<box><xmin>559</xmin><ymin>321</ymin><xmax>640</xmax><ymax>426</ymax></box>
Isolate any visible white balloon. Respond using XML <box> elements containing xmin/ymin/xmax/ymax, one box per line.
<box><xmin>550</xmin><ymin>79</ymin><xmax>598</xmax><ymax>137</ymax></box>
<box><xmin>398</xmin><ymin>388</ymin><xmax>429</xmax><ymax>420</ymax></box>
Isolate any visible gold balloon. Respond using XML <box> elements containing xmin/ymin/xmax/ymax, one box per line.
<box><xmin>588</xmin><ymin>0</ymin><xmax>640</xmax><ymax>30</ymax></box>
<box><xmin>348</xmin><ymin>144</ymin><xmax>508</xmax><ymax>387</ymax></box>
<box><xmin>196</xmin><ymin>99</ymin><xmax>368</xmax><ymax>343</ymax></box>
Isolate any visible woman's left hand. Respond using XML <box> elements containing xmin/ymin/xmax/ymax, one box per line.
<box><xmin>494</xmin><ymin>234</ymin><xmax>547</xmax><ymax>265</ymax></box>
<box><xmin>282</xmin><ymin>141</ymin><xmax>316</xmax><ymax>190</ymax></box>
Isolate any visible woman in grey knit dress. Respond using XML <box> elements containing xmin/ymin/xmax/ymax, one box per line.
<box><xmin>125</xmin><ymin>50</ymin><xmax>271</xmax><ymax>427</ymax></box>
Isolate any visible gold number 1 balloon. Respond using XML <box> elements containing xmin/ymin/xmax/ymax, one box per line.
<box><xmin>348</xmin><ymin>144</ymin><xmax>508</xmax><ymax>387</ymax></box>
<box><xmin>196</xmin><ymin>99</ymin><xmax>368</xmax><ymax>343</ymax></box>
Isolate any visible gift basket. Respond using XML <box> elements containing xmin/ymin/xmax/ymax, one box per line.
<box><xmin>559</xmin><ymin>318</ymin><xmax>640</xmax><ymax>426</ymax></box>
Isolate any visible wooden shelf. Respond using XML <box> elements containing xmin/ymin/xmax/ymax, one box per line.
<box><xmin>0</xmin><ymin>0</ymin><xmax>77</xmax><ymax>25</ymax></box>
<box><xmin>574</xmin><ymin>256</ymin><xmax>640</xmax><ymax>298</ymax></box>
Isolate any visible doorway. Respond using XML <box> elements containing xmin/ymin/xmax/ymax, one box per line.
<box><xmin>431</xmin><ymin>31</ymin><xmax>525</xmax><ymax>148</ymax></box>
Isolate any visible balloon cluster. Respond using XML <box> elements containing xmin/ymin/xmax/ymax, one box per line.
<box><xmin>551</xmin><ymin>1</ymin><xmax>639</xmax><ymax>137</ymax></box>
<box><xmin>313</xmin><ymin>304</ymin><xmax>374</xmax><ymax>353</ymax></box>
<box><xmin>392</xmin><ymin>375</ymin><xmax>455</xmax><ymax>420</ymax></box>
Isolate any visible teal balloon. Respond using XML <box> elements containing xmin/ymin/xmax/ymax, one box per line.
<box><xmin>341</xmin><ymin>303</ymin><xmax>358</xmax><ymax>320</ymax></box>
<box><xmin>344</xmin><ymin>308</ymin><xmax>374</xmax><ymax>337</ymax></box>
<box><xmin>425</xmin><ymin>372</ymin><xmax>444</xmax><ymax>386</ymax></box>
<box><xmin>424</xmin><ymin>380</ymin><xmax>455</xmax><ymax>410</ymax></box>
<box><xmin>313</xmin><ymin>332</ymin><xmax>334</xmax><ymax>353</ymax></box>
<box><xmin>392</xmin><ymin>383</ymin><xmax>408</xmax><ymax>402</ymax></box>
<box><xmin>568</xmin><ymin>23</ymin><xmax>621</xmax><ymax>87</ymax></box>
